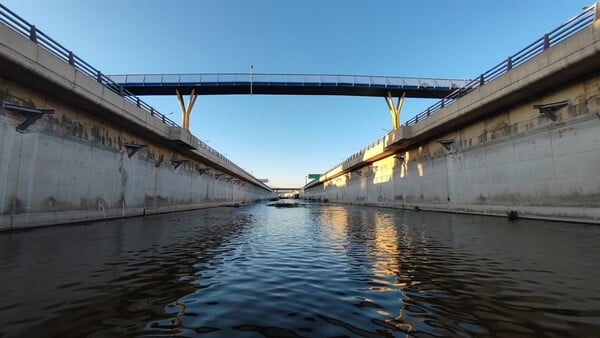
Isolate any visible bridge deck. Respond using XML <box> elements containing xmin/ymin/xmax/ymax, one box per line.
<box><xmin>108</xmin><ymin>73</ymin><xmax>469</xmax><ymax>98</ymax></box>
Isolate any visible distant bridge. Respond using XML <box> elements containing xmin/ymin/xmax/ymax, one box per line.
<box><xmin>271</xmin><ymin>188</ymin><xmax>301</xmax><ymax>192</ymax></box>
<box><xmin>108</xmin><ymin>73</ymin><xmax>469</xmax><ymax>98</ymax></box>
<box><xmin>271</xmin><ymin>187</ymin><xmax>302</xmax><ymax>198</ymax></box>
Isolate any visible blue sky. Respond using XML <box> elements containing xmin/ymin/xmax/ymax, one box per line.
<box><xmin>3</xmin><ymin>0</ymin><xmax>592</xmax><ymax>187</ymax></box>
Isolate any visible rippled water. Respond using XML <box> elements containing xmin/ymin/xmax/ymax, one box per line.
<box><xmin>1</xmin><ymin>202</ymin><xmax>599</xmax><ymax>337</ymax></box>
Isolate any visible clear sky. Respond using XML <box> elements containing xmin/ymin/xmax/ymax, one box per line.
<box><xmin>3</xmin><ymin>0</ymin><xmax>593</xmax><ymax>187</ymax></box>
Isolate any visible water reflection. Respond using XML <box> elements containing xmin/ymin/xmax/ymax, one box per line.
<box><xmin>0</xmin><ymin>208</ymin><xmax>253</xmax><ymax>337</ymax></box>
<box><xmin>1</xmin><ymin>203</ymin><xmax>599</xmax><ymax>337</ymax></box>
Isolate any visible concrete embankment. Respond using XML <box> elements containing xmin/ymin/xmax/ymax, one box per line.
<box><xmin>305</xmin><ymin>16</ymin><xmax>600</xmax><ymax>224</ymax></box>
<box><xmin>0</xmin><ymin>22</ymin><xmax>271</xmax><ymax>230</ymax></box>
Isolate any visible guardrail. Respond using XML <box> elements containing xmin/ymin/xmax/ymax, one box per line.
<box><xmin>402</xmin><ymin>3</ymin><xmax>598</xmax><ymax>127</ymax></box>
<box><xmin>109</xmin><ymin>73</ymin><xmax>468</xmax><ymax>90</ymax></box>
<box><xmin>0</xmin><ymin>4</ymin><xmax>178</xmax><ymax>127</ymax></box>
<box><xmin>317</xmin><ymin>3</ymin><xmax>598</xmax><ymax>187</ymax></box>
<box><xmin>0</xmin><ymin>4</ymin><xmax>269</xmax><ymax>188</ymax></box>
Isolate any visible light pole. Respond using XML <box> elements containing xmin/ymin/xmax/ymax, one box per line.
<box><xmin>250</xmin><ymin>65</ymin><xmax>254</xmax><ymax>95</ymax></box>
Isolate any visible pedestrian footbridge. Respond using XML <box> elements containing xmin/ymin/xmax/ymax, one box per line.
<box><xmin>108</xmin><ymin>73</ymin><xmax>468</xmax><ymax>98</ymax></box>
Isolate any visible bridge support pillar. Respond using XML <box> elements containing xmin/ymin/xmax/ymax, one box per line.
<box><xmin>176</xmin><ymin>88</ymin><xmax>198</xmax><ymax>130</ymax></box>
<box><xmin>385</xmin><ymin>91</ymin><xmax>405</xmax><ymax>130</ymax></box>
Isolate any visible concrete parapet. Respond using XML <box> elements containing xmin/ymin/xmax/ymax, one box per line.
<box><xmin>404</xmin><ymin>25</ymin><xmax>600</xmax><ymax>147</ymax></box>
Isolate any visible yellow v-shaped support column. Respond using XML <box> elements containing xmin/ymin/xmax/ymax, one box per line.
<box><xmin>385</xmin><ymin>91</ymin><xmax>405</xmax><ymax>131</ymax></box>
<box><xmin>176</xmin><ymin>88</ymin><xmax>198</xmax><ymax>130</ymax></box>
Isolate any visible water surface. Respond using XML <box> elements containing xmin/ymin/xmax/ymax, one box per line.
<box><xmin>1</xmin><ymin>202</ymin><xmax>599</xmax><ymax>337</ymax></box>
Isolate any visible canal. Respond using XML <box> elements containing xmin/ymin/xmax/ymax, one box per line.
<box><xmin>1</xmin><ymin>202</ymin><xmax>599</xmax><ymax>337</ymax></box>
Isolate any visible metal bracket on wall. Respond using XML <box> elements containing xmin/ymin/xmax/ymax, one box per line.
<box><xmin>533</xmin><ymin>100</ymin><xmax>569</xmax><ymax>121</ymax></box>
<box><xmin>197</xmin><ymin>168</ymin><xmax>209</xmax><ymax>176</ymax></box>
<box><xmin>437</xmin><ymin>139</ymin><xmax>455</xmax><ymax>151</ymax></box>
<box><xmin>2</xmin><ymin>101</ymin><xmax>55</xmax><ymax>133</ymax></box>
<box><xmin>171</xmin><ymin>159</ymin><xmax>188</xmax><ymax>169</ymax></box>
<box><xmin>214</xmin><ymin>174</ymin><xmax>223</xmax><ymax>180</ymax></box>
<box><xmin>122</xmin><ymin>143</ymin><xmax>148</xmax><ymax>158</ymax></box>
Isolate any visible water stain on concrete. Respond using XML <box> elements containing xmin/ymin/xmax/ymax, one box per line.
<box><xmin>4</xmin><ymin>197</ymin><xmax>25</xmax><ymax>215</ymax></box>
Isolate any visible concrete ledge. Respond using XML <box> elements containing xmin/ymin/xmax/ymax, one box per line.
<box><xmin>348</xmin><ymin>201</ymin><xmax>600</xmax><ymax>225</ymax></box>
<box><xmin>310</xmin><ymin>126</ymin><xmax>414</xmax><ymax>188</ymax></box>
<box><xmin>0</xmin><ymin>22</ymin><xmax>269</xmax><ymax>192</ymax></box>
<box><xmin>168</xmin><ymin>127</ymin><xmax>197</xmax><ymax>149</ymax></box>
<box><xmin>0</xmin><ymin>200</ymin><xmax>251</xmax><ymax>232</ymax></box>
<box><xmin>408</xmin><ymin>25</ymin><xmax>600</xmax><ymax>144</ymax></box>
<box><xmin>0</xmin><ymin>23</ymin><xmax>172</xmax><ymax>142</ymax></box>
<box><xmin>309</xmin><ymin>22</ymin><xmax>600</xmax><ymax>194</ymax></box>
<box><xmin>0</xmin><ymin>24</ymin><xmax>37</xmax><ymax>63</ymax></box>
<box><xmin>35</xmin><ymin>47</ymin><xmax>76</xmax><ymax>84</ymax></box>
<box><xmin>384</xmin><ymin>126</ymin><xmax>412</xmax><ymax>147</ymax></box>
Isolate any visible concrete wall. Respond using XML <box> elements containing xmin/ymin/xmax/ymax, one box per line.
<box><xmin>0</xmin><ymin>77</ymin><xmax>270</xmax><ymax>230</ymax></box>
<box><xmin>306</xmin><ymin>75</ymin><xmax>600</xmax><ymax>224</ymax></box>
<box><xmin>0</xmin><ymin>20</ymin><xmax>272</xmax><ymax>230</ymax></box>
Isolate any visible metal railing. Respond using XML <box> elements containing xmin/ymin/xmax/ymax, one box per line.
<box><xmin>317</xmin><ymin>3</ymin><xmax>598</xmax><ymax>186</ymax></box>
<box><xmin>0</xmin><ymin>4</ymin><xmax>269</xmax><ymax>187</ymax></box>
<box><xmin>402</xmin><ymin>3</ymin><xmax>598</xmax><ymax>127</ymax></box>
<box><xmin>109</xmin><ymin>73</ymin><xmax>468</xmax><ymax>90</ymax></box>
<box><xmin>0</xmin><ymin>4</ymin><xmax>178</xmax><ymax>127</ymax></box>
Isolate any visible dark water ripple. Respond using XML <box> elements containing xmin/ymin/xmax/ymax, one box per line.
<box><xmin>1</xmin><ymin>203</ymin><xmax>599</xmax><ymax>337</ymax></box>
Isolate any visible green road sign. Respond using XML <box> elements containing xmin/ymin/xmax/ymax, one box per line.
<box><xmin>308</xmin><ymin>174</ymin><xmax>320</xmax><ymax>179</ymax></box>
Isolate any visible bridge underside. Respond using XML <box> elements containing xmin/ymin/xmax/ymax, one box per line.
<box><xmin>108</xmin><ymin>73</ymin><xmax>468</xmax><ymax>99</ymax></box>
<box><xmin>109</xmin><ymin>74</ymin><xmax>467</xmax><ymax>131</ymax></box>
<box><xmin>113</xmin><ymin>83</ymin><xmax>458</xmax><ymax>98</ymax></box>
